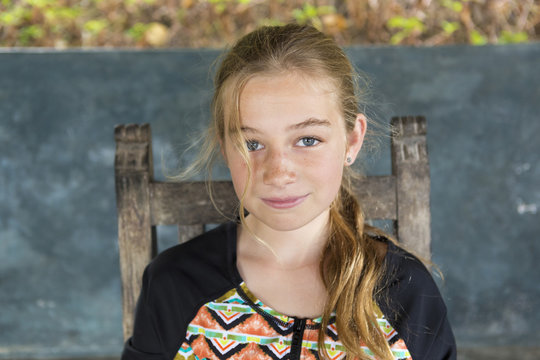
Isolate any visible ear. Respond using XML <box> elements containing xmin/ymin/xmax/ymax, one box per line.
<box><xmin>344</xmin><ymin>113</ymin><xmax>367</xmax><ymax>166</ymax></box>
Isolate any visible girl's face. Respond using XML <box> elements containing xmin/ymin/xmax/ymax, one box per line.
<box><xmin>223</xmin><ymin>72</ymin><xmax>365</xmax><ymax>233</ymax></box>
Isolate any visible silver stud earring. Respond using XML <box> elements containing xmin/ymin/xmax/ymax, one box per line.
<box><xmin>346</xmin><ymin>156</ymin><xmax>353</xmax><ymax>164</ymax></box>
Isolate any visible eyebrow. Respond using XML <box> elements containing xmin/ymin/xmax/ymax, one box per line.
<box><xmin>240</xmin><ymin>117</ymin><xmax>332</xmax><ymax>133</ymax></box>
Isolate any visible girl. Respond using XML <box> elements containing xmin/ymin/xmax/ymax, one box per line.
<box><xmin>122</xmin><ymin>24</ymin><xmax>456</xmax><ymax>360</ymax></box>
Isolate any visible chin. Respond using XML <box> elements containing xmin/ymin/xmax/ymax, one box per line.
<box><xmin>264</xmin><ymin>220</ymin><xmax>307</xmax><ymax>232</ymax></box>
<box><xmin>247</xmin><ymin>210</ymin><xmax>328</xmax><ymax>233</ymax></box>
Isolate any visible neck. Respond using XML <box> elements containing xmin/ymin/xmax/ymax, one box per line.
<box><xmin>239</xmin><ymin>211</ymin><xmax>330</xmax><ymax>269</ymax></box>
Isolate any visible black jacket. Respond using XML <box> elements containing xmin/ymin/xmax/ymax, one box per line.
<box><xmin>122</xmin><ymin>222</ymin><xmax>456</xmax><ymax>360</ymax></box>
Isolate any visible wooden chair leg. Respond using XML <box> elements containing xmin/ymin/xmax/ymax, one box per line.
<box><xmin>114</xmin><ymin>124</ymin><xmax>156</xmax><ymax>340</ymax></box>
<box><xmin>391</xmin><ymin>116</ymin><xmax>431</xmax><ymax>260</ymax></box>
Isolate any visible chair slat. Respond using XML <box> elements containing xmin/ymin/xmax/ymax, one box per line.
<box><xmin>151</xmin><ymin>181</ymin><xmax>237</xmax><ymax>225</ymax></box>
<box><xmin>351</xmin><ymin>176</ymin><xmax>397</xmax><ymax>220</ymax></box>
<box><xmin>150</xmin><ymin>176</ymin><xmax>397</xmax><ymax>226</ymax></box>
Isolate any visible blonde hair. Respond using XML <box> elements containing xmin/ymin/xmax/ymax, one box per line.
<box><xmin>205</xmin><ymin>24</ymin><xmax>395</xmax><ymax>360</ymax></box>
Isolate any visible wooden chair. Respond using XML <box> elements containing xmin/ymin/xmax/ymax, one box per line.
<box><xmin>114</xmin><ymin>116</ymin><xmax>431</xmax><ymax>340</ymax></box>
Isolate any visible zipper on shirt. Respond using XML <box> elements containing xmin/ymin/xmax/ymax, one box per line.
<box><xmin>290</xmin><ymin>318</ymin><xmax>306</xmax><ymax>360</ymax></box>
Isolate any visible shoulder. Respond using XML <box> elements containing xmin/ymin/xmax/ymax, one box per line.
<box><xmin>376</xmin><ymin>240</ymin><xmax>457</xmax><ymax>360</ymax></box>
<box><xmin>124</xmin><ymin>222</ymin><xmax>240</xmax><ymax>360</ymax></box>
<box><xmin>145</xmin><ymin>221</ymin><xmax>238</xmax><ymax>285</ymax></box>
<box><xmin>382</xmin><ymin>242</ymin><xmax>438</xmax><ymax>297</ymax></box>
<box><xmin>375</xmin><ymin>239</ymin><xmax>441</xmax><ymax>324</ymax></box>
<box><xmin>140</xmin><ymin>221</ymin><xmax>241</xmax><ymax>324</ymax></box>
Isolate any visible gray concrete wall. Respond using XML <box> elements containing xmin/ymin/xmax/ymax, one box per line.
<box><xmin>0</xmin><ymin>44</ymin><xmax>538</xmax><ymax>358</ymax></box>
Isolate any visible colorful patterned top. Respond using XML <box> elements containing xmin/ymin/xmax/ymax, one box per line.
<box><xmin>122</xmin><ymin>222</ymin><xmax>456</xmax><ymax>360</ymax></box>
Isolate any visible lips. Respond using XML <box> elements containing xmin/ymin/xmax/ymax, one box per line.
<box><xmin>261</xmin><ymin>194</ymin><xmax>308</xmax><ymax>209</ymax></box>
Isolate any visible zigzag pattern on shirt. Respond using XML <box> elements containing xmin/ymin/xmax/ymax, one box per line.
<box><xmin>174</xmin><ymin>283</ymin><xmax>412</xmax><ymax>360</ymax></box>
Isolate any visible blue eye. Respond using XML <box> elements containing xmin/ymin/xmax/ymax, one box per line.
<box><xmin>246</xmin><ymin>140</ymin><xmax>263</xmax><ymax>151</ymax></box>
<box><xmin>297</xmin><ymin>137</ymin><xmax>320</xmax><ymax>147</ymax></box>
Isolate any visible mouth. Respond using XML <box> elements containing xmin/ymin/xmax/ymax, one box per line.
<box><xmin>261</xmin><ymin>194</ymin><xmax>309</xmax><ymax>209</ymax></box>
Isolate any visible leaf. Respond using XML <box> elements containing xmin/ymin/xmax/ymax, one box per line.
<box><xmin>0</xmin><ymin>12</ymin><xmax>16</xmax><ymax>25</ymax></box>
<box><xmin>499</xmin><ymin>30</ymin><xmax>528</xmax><ymax>44</ymax></box>
<box><xmin>404</xmin><ymin>17</ymin><xmax>424</xmax><ymax>32</ymax></box>
<box><xmin>304</xmin><ymin>4</ymin><xmax>317</xmax><ymax>19</ymax></box>
<box><xmin>470</xmin><ymin>30</ymin><xmax>487</xmax><ymax>45</ymax></box>
<box><xmin>215</xmin><ymin>3</ymin><xmax>226</xmax><ymax>14</ymax></box>
<box><xmin>441</xmin><ymin>0</ymin><xmax>463</xmax><ymax>13</ymax></box>
<box><xmin>387</xmin><ymin>16</ymin><xmax>407</xmax><ymax>29</ymax></box>
<box><xmin>127</xmin><ymin>22</ymin><xmax>150</xmax><ymax>41</ymax></box>
<box><xmin>24</xmin><ymin>0</ymin><xmax>55</xmax><ymax>8</ymax></box>
<box><xmin>292</xmin><ymin>8</ymin><xmax>306</xmax><ymax>23</ymax></box>
<box><xmin>0</xmin><ymin>7</ymin><xmax>30</xmax><ymax>26</ymax></box>
<box><xmin>390</xmin><ymin>32</ymin><xmax>406</xmax><ymax>45</ymax></box>
<box><xmin>442</xmin><ymin>21</ymin><xmax>459</xmax><ymax>35</ymax></box>
<box><xmin>61</xmin><ymin>7</ymin><xmax>81</xmax><ymax>19</ymax></box>
<box><xmin>257</xmin><ymin>18</ymin><xmax>286</xmax><ymax>27</ymax></box>
<box><xmin>19</xmin><ymin>24</ymin><xmax>44</xmax><ymax>45</ymax></box>
<box><xmin>387</xmin><ymin>16</ymin><xmax>424</xmax><ymax>34</ymax></box>
<box><xmin>452</xmin><ymin>2</ymin><xmax>463</xmax><ymax>12</ymax></box>
<box><xmin>84</xmin><ymin>19</ymin><xmax>108</xmax><ymax>35</ymax></box>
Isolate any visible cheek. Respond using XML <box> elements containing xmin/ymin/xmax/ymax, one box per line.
<box><xmin>306</xmin><ymin>148</ymin><xmax>345</xmax><ymax>190</ymax></box>
<box><xmin>317</xmin><ymin>162</ymin><xmax>344</xmax><ymax>186</ymax></box>
<box><xmin>306</xmin><ymin>146</ymin><xmax>345</xmax><ymax>173</ymax></box>
<box><xmin>224</xmin><ymin>142</ymin><xmax>250</xmax><ymax>197</ymax></box>
<box><xmin>228</xmin><ymin>157</ymin><xmax>250</xmax><ymax>198</ymax></box>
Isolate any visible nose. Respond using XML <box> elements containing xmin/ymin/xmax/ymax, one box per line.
<box><xmin>262</xmin><ymin>149</ymin><xmax>296</xmax><ymax>187</ymax></box>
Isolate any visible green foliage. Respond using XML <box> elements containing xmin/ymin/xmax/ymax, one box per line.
<box><xmin>499</xmin><ymin>30</ymin><xmax>528</xmax><ymax>44</ymax></box>
<box><xmin>469</xmin><ymin>30</ymin><xmax>487</xmax><ymax>45</ymax></box>
<box><xmin>177</xmin><ymin>8</ymin><xmax>186</xmax><ymax>22</ymax></box>
<box><xmin>207</xmin><ymin>0</ymin><xmax>252</xmax><ymax>15</ymax></box>
<box><xmin>0</xmin><ymin>0</ymin><xmax>536</xmax><ymax>47</ymax></box>
<box><xmin>258</xmin><ymin>18</ymin><xmax>286</xmax><ymax>27</ymax></box>
<box><xmin>441</xmin><ymin>21</ymin><xmax>460</xmax><ymax>35</ymax></box>
<box><xmin>84</xmin><ymin>19</ymin><xmax>108</xmax><ymax>35</ymax></box>
<box><xmin>441</xmin><ymin>0</ymin><xmax>464</xmax><ymax>13</ymax></box>
<box><xmin>19</xmin><ymin>24</ymin><xmax>44</xmax><ymax>45</ymax></box>
<box><xmin>44</xmin><ymin>6</ymin><xmax>81</xmax><ymax>22</ymax></box>
<box><xmin>387</xmin><ymin>16</ymin><xmax>425</xmax><ymax>31</ymax></box>
<box><xmin>291</xmin><ymin>4</ymin><xmax>335</xmax><ymax>30</ymax></box>
<box><xmin>127</xmin><ymin>22</ymin><xmax>150</xmax><ymax>41</ymax></box>
<box><xmin>208</xmin><ymin>0</ymin><xmax>228</xmax><ymax>14</ymax></box>
<box><xmin>24</xmin><ymin>0</ymin><xmax>56</xmax><ymax>8</ymax></box>
<box><xmin>125</xmin><ymin>0</ymin><xmax>157</xmax><ymax>6</ymax></box>
<box><xmin>0</xmin><ymin>6</ymin><xmax>31</xmax><ymax>26</ymax></box>
<box><xmin>387</xmin><ymin>16</ymin><xmax>425</xmax><ymax>44</ymax></box>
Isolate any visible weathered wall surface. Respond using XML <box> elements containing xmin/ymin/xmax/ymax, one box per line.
<box><xmin>0</xmin><ymin>44</ymin><xmax>538</xmax><ymax>358</ymax></box>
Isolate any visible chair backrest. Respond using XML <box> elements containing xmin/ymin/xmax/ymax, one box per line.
<box><xmin>114</xmin><ymin>116</ymin><xmax>431</xmax><ymax>340</ymax></box>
